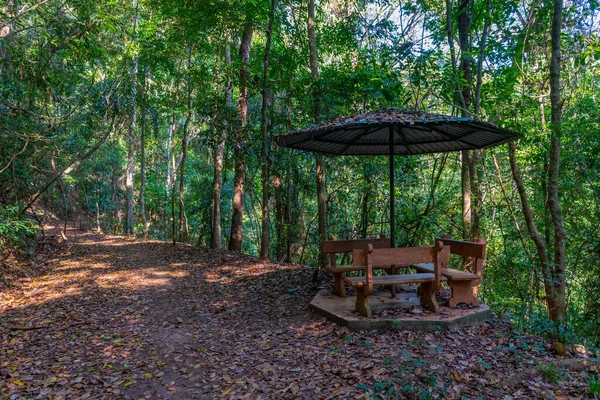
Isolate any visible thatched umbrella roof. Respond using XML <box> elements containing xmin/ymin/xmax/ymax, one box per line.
<box><xmin>275</xmin><ymin>108</ymin><xmax>520</xmax><ymax>252</ymax></box>
<box><xmin>275</xmin><ymin>109</ymin><xmax>519</xmax><ymax>156</ymax></box>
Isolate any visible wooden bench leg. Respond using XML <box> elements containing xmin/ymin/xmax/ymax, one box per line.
<box><xmin>355</xmin><ymin>286</ymin><xmax>372</xmax><ymax>318</ymax></box>
<box><xmin>447</xmin><ymin>280</ymin><xmax>479</xmax><ymax>307</ymax></box>
<box><xmin>419</xmin><ymin>282</ymin><xmax>439</xmax><ymax>313</ymax></box>
<box><xmin>332</xmin><ymin>273</ymin><xmax>347</xmax><ymax>297</ymax></box>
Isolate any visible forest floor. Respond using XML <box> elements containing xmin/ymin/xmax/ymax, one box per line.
<box><xmin>1</xmin><ymin>223</ymin><xmax>599</xmax><ymax>399</ymax></box>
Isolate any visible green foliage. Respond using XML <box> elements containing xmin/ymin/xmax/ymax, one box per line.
<box><xmin>588</xmin><ymin>374</ymin><xmax>600</xmax><ymax>395</ymax></box>
<box><xmin>0</xmin><ymin>206</ymin><xmax>39</xmax><ymax>256</ymax></box>
<box><xmin>538</xmin><ymin>362</ymin><xmax>565</xmax><ymax>384</ymax></box>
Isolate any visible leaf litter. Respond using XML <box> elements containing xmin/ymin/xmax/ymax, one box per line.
<box><xmin>1</xmin><ymin>229</ymin><xmax>598</xmax><ymax>399</ymax></box>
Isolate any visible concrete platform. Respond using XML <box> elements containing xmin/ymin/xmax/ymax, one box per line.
<box><xmin>311</xmin><ymin>289</ymin><xmax>490</xmax><ymax>332</ymax></box>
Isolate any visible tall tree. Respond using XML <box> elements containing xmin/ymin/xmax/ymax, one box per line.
<box><xmin>229</xmin><ymin>21</ymin><xmax>253</xmax><ymax>252</ymax></box>
<box><xmin>547</xmin><ymin>0</ymin><xmax>567</xmax><ymax>321</ymax></box>
<box><xmin>178</xmin><ymin>45</ymin><xmax>193</xmax><ymax>242</ymax></box>
<box><xmin>457</xmin><ymin>0</ymin><xmax>472</xmax><ymax>242</ymax></box>
<box><xmin>125</xmin><ymin>0</ymin><xmax>139</xmax><ymax>236</ymax></box>
<box><xmin>260</xmin><ymin>0</ymin><xmax>277</xmax><ymax>260</ymax></box>
<box><xmin>509</xmin><ymin>0</ymin><xmax>567</xmax><ymax>323</ymax></box>
<box><xmin>210</xmin><ymin>40</ymin><xmax>231</xmax><ymax>249</ymax></box>
<box><xmin>140</xmin><ymin>66</ymin><xmax>148</xmax><ymax>240</ymax></box>
<box><xmin>308</xmin><ymin>0</ymin><xmax>328</xmax><ymax>272</ymax></box>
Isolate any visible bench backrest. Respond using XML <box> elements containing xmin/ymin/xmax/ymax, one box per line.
<box><xmin>322</xmin><ymin>238</ymin><xmax>391</xmax><ymax>266</ymax></box>
<box><xmin>359</xmin><ymin>241</ymin><xmax>450</xmax><ymax>295</ymax></box>
<box><xmin>437</xmin><ymin>235</ymin><xmax>487</xmax><ymax>276</ymax></box>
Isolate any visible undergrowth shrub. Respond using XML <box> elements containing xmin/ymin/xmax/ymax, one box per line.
<box><xmin>589</xmin><ymin>375</ymin><xmax>600</xmax><ymax>395</ymax></box>
<box><xmin>0</xmin><ymin>205</ymin><xmax>39</xmax><ymax>258</ymax></box>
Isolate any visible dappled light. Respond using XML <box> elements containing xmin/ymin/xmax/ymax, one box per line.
<box><xmin>2</xmin><ymin>230</ymin><xmax>597</xmax><ymax>398</ymax></box>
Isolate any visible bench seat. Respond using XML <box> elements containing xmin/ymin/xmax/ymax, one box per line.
<box><xmin>351</xmin><ymin>242</ymin><xmax>450</xmax><ymax>317</ymax></box>
<box><xmin>324</xmin><ymin>264</ymin><xmax>364</xmax><ymax>273</ymax></box>
<box><xmin>344</xmin><ymin>273</ymin><xmax>436</xmax><ymax>288</ymax></box>
<box><xmin>412</xmin><ymin>262</ymin><xmax>480</xmax><ymax>306</ymax></box>
<box><xmin>322</xmin><ymin>237</ymin><xmax>391</xmax><ymax>297</ymax></box>
<box><xmin>411</xmin><ymin>263</ymin><xmax>479</xmax><ymax>280</ymax></box>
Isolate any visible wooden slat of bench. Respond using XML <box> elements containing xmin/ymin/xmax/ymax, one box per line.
<box><xmin>370</xmin><ymin>247</ymin><xmax>435</xmax><ymax>266</ymax></box>
<box><xmin>322</xmin><ymin>238</ymin><xmax>391</xmax><ymax>254</ymax></box>
<box><xmin>344</xmin><ymin>273</ymin><xmax>435</xmax><ymax>287</ymax></box>
<box><xmin>324</xmin><ymin>264</ymin><xmax>365</xmax><ymax>273</ymax></box>
<box><xmin>437</xmin><ymin>238</ymin><xmax>486</xmax><ymax>259</ymax></box>
<box><xmin>325</xmin><ymin>264</ymin><xmax>395</xmax><ymax>273</ymax></box>
<box><xmin>412</xmin><ymin>263</ymin><xmax>479</xmax><ymax>280</ymax></box>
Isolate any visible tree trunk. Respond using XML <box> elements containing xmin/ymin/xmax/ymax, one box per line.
<box><xmin>228</xmin><ymin>22</ymin><xmax>253</xmax><ymax>252</ymax></box>
<box><xmin>179</xmin><ymin>46</ymin><xmax>192</xmax><ymax>243</ymax></box>
<box><xmin>308</xmin><ymin>0</ymin><xmax>328</xmax><ymax>272</ymax></box>
<box><xmin>164</xmin><ymin>123</ymin><xmax>173</xmax><ymax>241</ymax></box>
<box><xmin>260</xmin><ymin>0</ymin><xmax>277</xmax><ymax>260</ymax></box>
<box><xmin>125</xmin><ymin>0</ymin><xmax>139</xmax><ymax>236</ymax></box>
<box><xmin>171</xmin><ymin>133</ymin><xmax>176</xmax><ymax>246</ymax></box>
<box><xmin>457</xmin><ymin>0</ymin><xmax>473</xmax><ymax>243</ymax></box>
<box><xmin>547</xmin><ymin>0</ymin><xmax>567</xmax><ymax>321</ymax></box>
<box><xmin>140</xmin><ymin>67</ymin><xmax>148</xmax><ymax>240</ymax></box>
<box><xmin>210</xmin><ymin>42</ymin><xmax>231</xmax><ymax>249</ymax></box>
<box><xmin>273</xmin><ymin>174</ymin><xmax>284</xmax><ymax>261</ymax></box>
<box><xmin>126</xmin><ymin>131</ymin><xmax>135</xmax><ymax>235</ymax></box>
<box><xmin>508</xmin><ymin>142</ymin><xmax>556</xmax><ymax>317</ymax></box>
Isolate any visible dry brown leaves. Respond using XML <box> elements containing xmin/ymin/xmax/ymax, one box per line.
<box><xmin>1</xmin><ymin>230</ymin><xmax>598</xmax><ymax>399</ymax></box>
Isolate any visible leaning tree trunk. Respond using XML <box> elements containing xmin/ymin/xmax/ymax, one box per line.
<box><xmin>547</xmin><ymin>0</ymin><xmax>567</xmax><ymax>322</ymax></box>
<box><xmin>308</xmin><ymin>0</ymin><xmax>328</xmax><ymax>273</ymax></box>
<box><xmin>259</xmin><ymin>0</ymin><xmax>277</xmax><ymax>260</ymax></box>
<box><xmin>228</xmin><ymin>22</ymin><xmax>253</xmax><ymax>252</ymax></box>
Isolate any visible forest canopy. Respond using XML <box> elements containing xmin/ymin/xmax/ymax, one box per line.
<box><xmin>1</xmin><ymin>0</ymin><xmax>600</xmax><ymax>344</ymax></box>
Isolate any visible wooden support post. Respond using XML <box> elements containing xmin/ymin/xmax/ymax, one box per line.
<box><xmin>355</xmin><ymin>286</ymin><xmax>372</xmax><ymax>317</ymax></box>
<box><xmin>419</xmin><ymin>282</ymin><xmax>439</xmax><ymax>312</ymax></box>
<box><xmin>332</xmin><ymin>272</ymin><xmax>347</xmax><ymax>297</ymax></box>
<box><xmin>447</xmin><ymin>280</ymin><xmax>479</xmax><ymax>307</ymax></box>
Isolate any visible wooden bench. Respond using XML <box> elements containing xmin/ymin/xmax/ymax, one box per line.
<box><xmin>345</xmin><ymin>241</ymin><xmax>450</xmax><ymax>317</ymax></box>
<box><xmin>322</xmin><ymin>237</ymin><xmax>391</xmax><ymax>297</ymax></box>
<box><xmin>412</xmin><ymin>235</ymin><xmax>487</xmax><ymax>307</ymax></box>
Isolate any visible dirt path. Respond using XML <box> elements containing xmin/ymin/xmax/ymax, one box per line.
<box><xmin>1</xmin><ymin>230</ymin><xmax>598</xmax><ymax>399</ymax></box>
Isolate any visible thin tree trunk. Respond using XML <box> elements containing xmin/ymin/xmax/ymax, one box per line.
<box><xmin>179</xmin><ymin>46</ymin><xmax>193</xmax><ymax>243</ymax></box>
<box><xmin>229</xmin><ymin>22</ymin><xmax>253</xmax><ymax>252</ymax></box>
<box><xmin>508</xmin><ymin>142</ymin><xmax>555</xmax><ymax>317</ymax></box>
<box><xmin>126</xmin><ymin>0</ymin><xmax>139</xmax><ymax>236</ymax></box>
<box><xmin>547</xmin><ymin>0</ymin><xmax>566</xmax><ymax>322</ymax></box>
<box><xmin>210</xmin><ymin>41</ymin><xmax>231</xmax><ymax>249</ymax></box>
<box><xmin>457</xmin><ymin>0</ymin><xmax>473</xmax><ymax>243</ymax></box>
<box><xmin>0</xmin><ymin>0</ymin><xmax>15</xmax><ymax>73</ymax></box>
<box><xmin>469</xmin><ymin>0</ymin><xmax>490</xmax><ymax>241</ymax></box>
<box><xmin>259</xmin><ymin>0</ymin><xmax>277</xmax><ymax>260</ymax></box>
<box><xmin>308</xmin><ymin>0</ymin><xmax>328</xmax><ymax>273</ymax></box>
<box><xmin>171</xmin><ymin>124</ymin><xmax>176</xmax><ymax>246</ymax></box>
<box><xmin>273</xmin><ymin>174</ymin><xmax>284</xmax><ymax>261</ymax></box>
<box><xmin>285</xmin><ymin>75</ymin><xmax>293</xmax><ymax>263</ymax></box>
<box><xmin>164</xmin><ymin>123</ymin><xmax>173</xmax><ymax>241</ymax></box>
<box><xmin>140</xmin><ymin>67</ymin><xmax>148</xmax><ymax>239</ymax></box>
